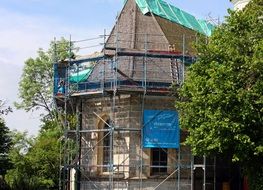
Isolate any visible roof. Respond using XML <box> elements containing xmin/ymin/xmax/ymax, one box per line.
<box><xmin>135</xmin><ymin>0</ymin><xmax>215</xmax><ymax>36</ymax></box>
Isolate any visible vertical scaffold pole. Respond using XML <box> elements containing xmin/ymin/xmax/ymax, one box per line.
<box><xmin>109</xmin><ymin>20</ymin><xmax>119</xmax><ymax>190</ymax></box>
<box><xmin>68</xmin><ymin>35</ymin><xmax>72</xmax><ymax>96</ymax></box>
<box><xmin>214</xmin><ymin>157</ymin><xmax>216</xmax><ymax>190</ymax></box>
<box><xmin>182</xmin><ymin>34</ymin><xmax>185</xmax><ymax>84</ymax></box>
<box><xmin>103</xmin><ymin>29</ymin><xmax>106</xmax><ymax>91</ymax></box>
<box><xmin>203</xmin><ymin>156</ymin><xmax>206</xmax><ymax>190</ymax></box>
<box><xmin>66</xmin><ymin>35</ymin><xmax>73</xmax><ymax>190</ymax></box>
<box><xmin>140</xmin><ymin>93</ymin><xmax>146</xmax><ymax>189</ymax></box>
<box><xmin>114</xmin><ymin>18</ymin><xmax>119</xmax><ymax>93</ymax></box>
<box><xmin>76</xmin><ymin>99</ymin><xmax>81</xmax><ymax>190</ymax></box>
<box><xmin>140</xmin><ymin>34</ymin><xmax>148</xmax><ymax>189</ymax></box>
<box><xmin>177</xmin><ymin>147</ymin><xmax>181</xmax><ymax>190</ymax></box>
<box><xmin>109</xmin><ymin>94</ymin><xmax>115</xmax><ymax>190</ymax></box>
<box><xmin>53</xmin><ymin>37</ymin><xmax>58</xmax><ymax>98</ymax></box>
<box><xmin>63</xmin><ymin>36</ymin><xmax>71</xmax><ymax>190</ymax></box>
<box><xmin>109</xmin><ymin>120</ymin><xmax>114</xmax><ymax>190</ymax></box>
<box><xmin>191</xmin><ymin>154</ymin><xmax>194</xmax><ymax>190</ymax></box>
<box><xmin>53</xmin><ymin>38</ymin><xmax>62</xmax><ymax>190</ymax></box>
<box><xmin>143</xmin><ymin>33</ymin><xmax>148</xmax><ymax>91</ymax></box>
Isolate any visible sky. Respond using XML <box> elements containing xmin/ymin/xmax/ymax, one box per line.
<box><xmin>0</xmin><ymin>0</ymin><xmax>233</xmax><ymax>135</ymax></box>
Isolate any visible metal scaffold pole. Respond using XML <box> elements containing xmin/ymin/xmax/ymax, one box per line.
<box><xmin>53</xmin><ymin>37</ymin><xmax>62</xmax><ymax>190</ymax></box>
<box><xmin>62</xmin><ymin>35</ymin><xmax>73</xmax><ymax>190</ymax></box>
<box><xmin>109</xmin><ymin>118</ymin><xmax>114</xmax><ymax>190</ymax></box>
<box><xmin>182</xmin><ymin>34</ymin><xmax>185</xmax><ymax>84</ymax></box>
<box><xmin>76</xmin><ymin>99</ymin><xmax>82</xmax><ymax>190</ymax></box>
<box><xmin>177</xmin><ymin>146</ymin><xmax>181</xmax><ymax>190</ymax></box>
<box><xmin>108</xmin><ymin>18</ymin><xmax>120</xmax><ymax>190</ymax></box>
<box><xmin>102</xmin><ymin>29</ymin><xmax>106</xmax><ymax>91</ymax></box>
<box><xmin>62</xmin><ymin>38</ymin><xmax>70</xmax><ymax>190</ymax></box>
<box><xmin>191</xmin><ymin>154</ymin><xmax>194</xmax><ymax>190</ymax></box>
<box><xmin>143</xmin><ymin>33</ymin><xmax>148</xmax><ymax>91</ymax></box>
<box><xmin>214</xmin><ymin>156</ymin><xmax>216</xmax><ymax>190</ymax></box>
<box><xmin>203</xmin><ymin>155</ymin><xmax>206</xmax><ymax>190</ymax></box>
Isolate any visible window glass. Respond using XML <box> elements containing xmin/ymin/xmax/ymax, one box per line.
<box><xmin>151</xmin><ymin>148</ymin><xmax>168</xmax><ymax>175</ymax></box>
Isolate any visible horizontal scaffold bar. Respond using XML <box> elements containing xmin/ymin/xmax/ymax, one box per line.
<box><xmin>67</xmin><ymin>128</ymin><xmax>141</xmax><ymax>133</ymax></box>
<box><xmin>69</xmin><ymin>55</ymin><xmax>107</xmax><ymax>65</ymax></box>
<box><xmin>105</xmin><ymin>47</ymin><xmax>196</xmax><ymax>64</ymax></box>
<box><xmin>64</xmin><ymin>47</ymin><xmax>196</xmax><ymax>66</ymax></box>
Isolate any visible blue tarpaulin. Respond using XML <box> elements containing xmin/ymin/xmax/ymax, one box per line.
<box><xmin>143</xmin><ymin>110</ymin><xmax>180</xmax><ymax>148</ymax></box>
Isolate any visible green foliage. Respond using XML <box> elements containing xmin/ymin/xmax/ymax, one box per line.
<box><xmin>0</xmin><ymin>100</ymin><xmax>13</xmax><ymax>190</ymax></box>
<box><xmin>9</xmin><ymin>37</ymin><xmax>79</xmax><ymax>189</ymax></box>
<box><xmin>5</xmin><ymin>123</ymin><xmax>61</xmax><ymax>190</ymax></box>
<box><xmin>4</xmin><ymin>131</ymin><xmax>35</xmax><ymax>190</ymax></box>
<box><xmin>50</xmin><ymin>38</ymin><xmax>75</xmax><ymax>62</ymax></box>
<box><xmin>15</xmin><ymin>49</ymin><xmax>53</xmax><ymax>113</ymax></box>
<box><xmin>175</xmin><ymin>0</ymin><xmax>263</xmax><ymax>188</ymax></box>
<box><xmin>0</xmin><ymin>118</ymin><xmax>12</xmax><ymax>176</ymax></box>
<box><xmin>247</xmin><ymin>165</ymin><xmax>263</xmax><ymax>190</ymax></box>
<box><xmin>15</xmin><ymin>37</ymin><xmax>73</xmax><ymax>114</ymax></box>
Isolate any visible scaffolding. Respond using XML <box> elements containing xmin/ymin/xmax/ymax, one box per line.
<box><xmin>53</xmin><ymin>30</ymin><xmax>216</xmax><ymax>190</ymax></box>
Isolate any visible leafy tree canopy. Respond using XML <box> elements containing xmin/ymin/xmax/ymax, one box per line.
<box><xmin>5</xmin><ymin>123</ymin><xmax>61</xmax><ymax>190</ymax></box>
<box><xmin>175</xmin><ymin>0</ymin><xmax>262</xmax><ymax>188</ymax></box>
<box><xmin>6</xmin><ymin>38</ymin><xmax>75</xmax><ymax>189</ymax></box>
<box><xmin>15</xmin><ymin>38</ymin><xmax>73</xmax><ymax>115</ymax></box>
<box><xmin>0</xmin><ymin>119</ymin><xmax>12</xmax><ymax>175</ymax></box>
<box><xmin>0</xmin><ymin>100</ymin><xmax>12</xmax><ymax>176</ymax></box>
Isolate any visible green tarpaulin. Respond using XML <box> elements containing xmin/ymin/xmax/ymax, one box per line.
<box><xmin>69</xmin><ymin>68</ymin><xmax>93</xmax><ymax>83</ymax></box>
<box><xmin>135</xmin><ymin>0</ymin><xmax>214</xmax><ymax>36</ymax></box>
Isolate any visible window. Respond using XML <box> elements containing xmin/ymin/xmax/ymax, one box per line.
<box><xmin>103</xmin><ymin>120</ymin><xmax>110</xmax><ymax>172</ymax></box>
<box><xmin>151</xmin><ymin>148</ymin><xmax>168</xmax><ymax>175</ymax></box>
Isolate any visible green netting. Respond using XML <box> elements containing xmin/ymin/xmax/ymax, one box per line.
<box><xmin>135</xmin><ymin>0</ymin><xmax>215</xmax><ymax>36</ymax></box>
<box><xmin>69</xmin><ymin>68</ymin><xmax>93</xmax><ymax>83</ymax></box>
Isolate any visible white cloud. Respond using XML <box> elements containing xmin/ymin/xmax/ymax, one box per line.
<box><xmin>0</xmin><ymin>7</ymin><xmax>108</xmax><ymax>64</ymax></box>
<box><xmin>0</xmin><ymin>7</ymin><xmax>108</xmax><ymax>135</ymax></box>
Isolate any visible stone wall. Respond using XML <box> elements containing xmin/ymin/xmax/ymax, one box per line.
<box><xmin>80</xmin><ymin>94</ymin><xmax>192</xmax><ymax>189</ymax></box>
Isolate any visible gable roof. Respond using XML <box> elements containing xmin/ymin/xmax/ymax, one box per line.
<box><xmin>135</xmin><ymin>0</ymin><xmax>215</xmax><ymax>36</ymax></box>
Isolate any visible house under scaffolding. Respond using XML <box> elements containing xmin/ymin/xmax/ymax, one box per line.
<box><xmin>53</xmin><ymin>0</ymin><xmax>244</xmax><ymax>190</ymax></box>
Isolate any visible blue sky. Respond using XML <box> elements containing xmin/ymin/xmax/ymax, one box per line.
<box><xmin>0</xmin><ymin>0</ymin><xmax>233</xmax><ymax>135</ymax></box>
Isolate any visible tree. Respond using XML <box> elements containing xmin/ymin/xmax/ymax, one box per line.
<box><xmin>27</xmin><ymin>121</ymin><xmax>61</xmax><ymax>189</ymax></box>
<box><xmin>6</xmin><ymin>38</ymin><xmax>77</xmax><ymax>189</ymax></box>
<box><xmin>0</xmin><ymin>100</ymin><xmax>12</xmax><ymax>190</ymax></box>
<box><xmin>175</xmin><ymin>0</ymin><xmax>263</xmax><ymax>188</ymax></box>
<box><xmin>5</xmin><ymin>123</ymin><xmax>61</xmax><ymax>190</ymax></box>
<box><xmin>0</xmin><ymin>119</ymin><xmax>12</xmax><ymax>175</ymax></box>
<box><xmin>4</xmin><ymin>131</ymin><xmax>34</xmax><ymax>190</ymax></box>
<box><xmin>15</xmin><ymin>37</ymin><xmax>73</xmax><ymax>115</ymax></box>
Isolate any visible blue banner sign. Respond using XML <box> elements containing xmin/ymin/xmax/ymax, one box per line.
<box><xmin>143</xmin><ymin>110</ymin><xmax>180</xmax><ymax>148</ymax></box>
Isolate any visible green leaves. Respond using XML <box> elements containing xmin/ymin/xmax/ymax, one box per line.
<box><xmin>15</xmin><ymin>49</ymin><xmax>53</xmax><ymax>113</ymax></box>
<box><xmin>7</xmin><ymin>37</ymin><xmax>73</xmax><ymax>189</ymax></box>
<box><xmin>0</xmin><ymin>101</ymin><xmax>12</xmax><ymax>176</ymax></box>
<box><xmin>175</xmin><ymin>0</ymin><xmax>263</xmax><ymax>187</ymax></box>
<box><xmin>15</xmin><ymin>37</ymin><xmax>73</xmax><ymax>115</ymax></box>
<box><xmin>5</xmin><ymin>124</ymin><xmax>62</xmax><ymax>190</ymax></box>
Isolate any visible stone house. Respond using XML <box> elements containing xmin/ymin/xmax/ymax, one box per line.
<box><xmin>54</xmin><ymin>0</ymin><xmax>242</xmax><ymax>190</ymax></box>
